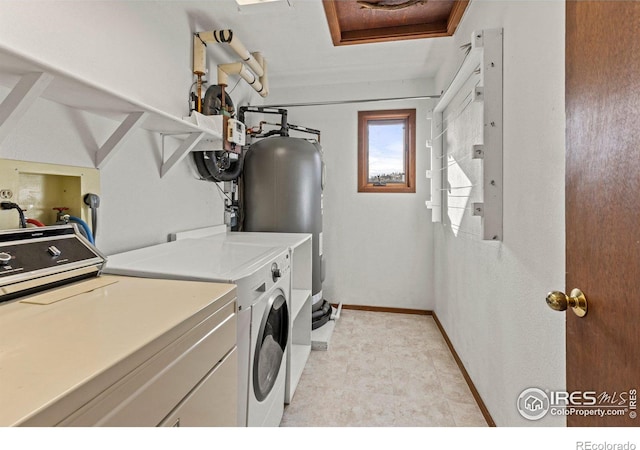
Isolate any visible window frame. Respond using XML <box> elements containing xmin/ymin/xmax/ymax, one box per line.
<box><xmin>357</xmin><ymin>108</ymin><xmax>416</xmax><ymax>193</ymax></box>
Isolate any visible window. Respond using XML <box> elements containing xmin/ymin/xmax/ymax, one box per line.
<box><xmin>358</xmin><ymin>109</ymin><xmax>416</xmax><ymax>193</ymax></box>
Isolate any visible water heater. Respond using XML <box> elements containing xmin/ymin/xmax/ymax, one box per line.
<box><xmin>243</xmin><ymin>136</ymin><xmax>325</xmax><ymax>309</ymax></box>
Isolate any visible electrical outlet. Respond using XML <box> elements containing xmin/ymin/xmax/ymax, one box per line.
<box><xmin>0</xmin><ymin>189</ymin><xmax>13</xmax><ymax>199</ymax></box>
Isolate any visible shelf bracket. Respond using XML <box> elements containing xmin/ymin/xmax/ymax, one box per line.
<box><xmin>96</xmin><ymin>111</ymin><xmax>147</xmax><ymax>168</ymax></box>
<box><xmin>0</xmin><ymin>72</ymin><xmax>54</xmax><ymax>147</ymax></box>
<box><xmin>161</xmin><ymin>132</ymin><xmax>205</xmax><ymax>178</ymax></box>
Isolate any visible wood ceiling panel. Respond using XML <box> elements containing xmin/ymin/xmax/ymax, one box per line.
<box><xmin>323</xmin><ymin>0</ymin><xmax>470</xmax><ymax>46</ymax></box>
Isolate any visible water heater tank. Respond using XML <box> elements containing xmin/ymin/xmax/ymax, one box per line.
<box><xmin>243</xmin><ymin>136</ymin><xmax>324</xmax><ymax>305</ymax></box>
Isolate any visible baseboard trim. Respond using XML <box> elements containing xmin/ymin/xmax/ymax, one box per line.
<box><xmin>333</xmin><ymin>304</ymin><xmax>495</xmax><ymax>426</ymax></box>
<box><xmin>432</xmin><ymin>312</ymin><xmax>496</xmax><ymax>427</ymax></box>
<box><xmin>332</xmin><ymin>303</ymin><xmax>432</xmax><ymax>316</ymax></box>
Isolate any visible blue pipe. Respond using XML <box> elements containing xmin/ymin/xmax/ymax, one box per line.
<box><xmin>68</xmin><ymin>216</ymin><xmax>95</xmax><ymax>245</ymax></box>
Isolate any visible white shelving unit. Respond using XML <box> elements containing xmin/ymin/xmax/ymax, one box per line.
<box><xmin>0</xmin><ymin>44</ymin><xmax>222</xmax><ymax>178</ymax></box>
<box><xmin>291</xmin><ymin>288</ymin><xmax>312</xmax><ymax>324</ymax></box>
<box><xmin>284</xmin><ymin>235</ymin><xmax>312</xmax><ymax>404</ymax></box>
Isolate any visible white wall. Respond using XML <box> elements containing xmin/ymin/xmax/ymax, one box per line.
<box><xmin>0</xmin><ymin>1</ymin><xmax>261</xmax><ymax>255</ymax></box>
<box><xmin>432</xmin><ymin>1</ymin><xmax>566</xmax><ymax>426</ymax></box>
<box><xmin>266</xmin><ymin>79</ymin><xmax>436</xmax><ymax>311</ymax></box>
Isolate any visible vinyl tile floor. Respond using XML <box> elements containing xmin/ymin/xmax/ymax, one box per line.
<box><xmin>280</xmin><ymin>310</ymin><xmax>488</xmax><ymax>427</ymax></box>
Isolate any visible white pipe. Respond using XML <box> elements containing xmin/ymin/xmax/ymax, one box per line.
<box><xmin>217</xmin><ymin>62</ymin><xmax>267</xmax><ymax>98</ymax></box>
<box><xmin>198</xmin><ymin>30</ymin><xmax>264</xmax><ymax>78</ymax></box>
<box><xmin>193</xmin><ymin>35</ymin><xmax>207</xmax><ymax>75</ymax></box>
<box><xmin>253</xmin><ymin>52</ymin><xmax>269</xmax><ymax>97</ymax></box>
<box><xmin>331</xmin><ymin>302</ymin><xmax>343</xmax><ymax>321</ymax></box>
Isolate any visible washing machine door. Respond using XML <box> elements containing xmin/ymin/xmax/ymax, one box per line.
<box><xmin>253</xmin><ymin>289</ymin><xmax>289</xmax><ymax>402</ymax></box>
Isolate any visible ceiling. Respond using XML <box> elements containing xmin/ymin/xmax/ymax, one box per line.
<box><xmin>184</xmin><ymin>0</ymin><xmax>468</xmax><ymax>89</ymax></box>
<box><xmin>323</xmin><ymin>0</ymin><xmax>469</xmax><ymax>46</ymax></box>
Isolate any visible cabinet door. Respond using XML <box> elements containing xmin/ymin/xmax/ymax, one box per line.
<box><xmin>159</xmin><ymin>348</ymin><xmax>237</xmax><ymax>427</ymax></box>
<box><xmin>59</xmin><ymin>301</ymin><xmax>236</xmax><ymax>427</ymax></box>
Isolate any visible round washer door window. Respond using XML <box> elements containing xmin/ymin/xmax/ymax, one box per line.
<box><xmin>253</xmin><ymin>290</ymin><xmax>289</xmax><ymax>402</ymax></box>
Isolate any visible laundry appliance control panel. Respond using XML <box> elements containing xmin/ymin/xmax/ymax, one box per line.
<box><xmin>0</xmin><ymin>225</ymin><xmax>105</xmax><ymax>302</ymax></box>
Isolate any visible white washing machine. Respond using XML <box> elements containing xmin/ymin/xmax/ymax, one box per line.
<box><xmin>171</xmin><ymin>226</ymin><xmax>312</xmax><ymax>404</ymax></box>
<box><xmin>247</xmin><ymin>259</ymin><xmax>290</xmax><ymax>427</ymax></box>
<box><xmin>104</xmin><ymin>233</ymin><xmax>290</xmax><ymax>427</ymax></box>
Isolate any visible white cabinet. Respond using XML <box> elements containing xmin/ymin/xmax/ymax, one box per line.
<box><xmin>0</xmin><ymin>276</ymin><xmax>238</xmax><ymax>427</ymax></box>
<box><xmin>159</xmin><ymin>348</ymin><xmax>237</xmax><ymax>427</ymax></box>
<box><xmin>59</xmin><ymin>300</ymin><xmax>237</xmax><ymax>427</ymax></box>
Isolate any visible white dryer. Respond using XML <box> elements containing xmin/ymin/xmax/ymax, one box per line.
<box><xmin>104</xmin><ymin>234</ymin><xmax>290</xmax><ymax>427</ymax></box>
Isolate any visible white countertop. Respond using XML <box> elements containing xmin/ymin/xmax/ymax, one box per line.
<box><xmin>0</xmin><ymin>275</ymin><xmax>235</xmax><ymax>426</ymax></box>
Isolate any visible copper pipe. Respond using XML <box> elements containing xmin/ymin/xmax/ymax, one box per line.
<box><xmin>220</xmin><ymin>84</ymin><xmax>227</xmax><ymax>112</ymax></box>
<box><xmin>196</xmin><ymin>74</ymin><xmax>203</xmax><ymax>113</ymax></box>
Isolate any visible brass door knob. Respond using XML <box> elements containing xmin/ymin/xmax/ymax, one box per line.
<box><xmin>546</xmin><ymin>289</ymin><xmax>588</xmax><ymax>317</ymax></box>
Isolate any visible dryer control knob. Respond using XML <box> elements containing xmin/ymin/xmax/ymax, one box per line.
<box><xmin>47</xmin><ymin>246</ymin><xmax>62</xmax><ymax>257</ymax></box>
<box><xmin>271</xmin><ymin>263</ymin><xmax>282</xmax><ymax>281</ymax></box>
<box><xmin>0</xmin><ymin>252</ymin><xmax>11</xmax><ymax>265</ymax></box>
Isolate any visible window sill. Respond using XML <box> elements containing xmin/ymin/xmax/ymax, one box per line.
<box><xmin>358</xmin><ymin>184</ymin><xmax>415</xmax><ymax>193</ymax></box>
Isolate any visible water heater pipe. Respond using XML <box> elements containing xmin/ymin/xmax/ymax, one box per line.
<box><xmin>193</xmin><ymin>29</ymin><xmax>268</xmax><ymax>98</ymax></box>
<box><xmin>254</xmin><ymin>52</ymin><xmax>269</xmax><ymax>97</ymax></box>
<box><xmin>197</xmin><ymin>30</ymin><xmax>264</xmax><ymax>77</ymax></box>
<box><xmin>217</xmin><ymin>62</ymin><xmax>266</xmax><ymax>97</ymax></box>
